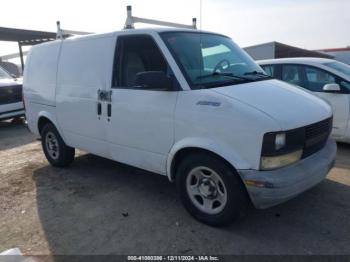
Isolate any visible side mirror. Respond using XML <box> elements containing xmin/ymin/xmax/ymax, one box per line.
<box><xmin>134</xmin><ymin>71</ymin><xmax>173</xmax><ymax>91</ymax></box>
<box><xmin>323</xmin><ymin>83</ymin><xmax>340</xmax><ymax>92</ymax></box>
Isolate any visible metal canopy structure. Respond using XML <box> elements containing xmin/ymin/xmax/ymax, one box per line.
<box><xmin>0</xmin><ymin>26</ymin><xmax>57</xmax><ymax>71</ymax></box>
<box><xmin>0</xmin><ymin>27</ymin><xmax>56</xmax><ymax>45</ymax></box>
<box><xmin>0</xmin><ymin>25</ymin><xmax>90</xmax><ymax>73</ymax></box>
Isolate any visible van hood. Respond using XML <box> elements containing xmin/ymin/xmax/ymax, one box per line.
<box><xmin>213</xmin><ymin>79</ymin><xmax>332</xmax><ymax>130</ymax></box>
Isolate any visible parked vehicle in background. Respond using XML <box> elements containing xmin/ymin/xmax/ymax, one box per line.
<box><xmin>23</xmin><ymin>28</ymin><xmax>336</xmax><ymax>226</ymax></box>
<box><xmin>0</xmin><ymin>66</ymin><xmax>24</xmax><ymax>121</ymax></box>
<box><xmin>259</xmin><ymin>58</ymin><xmax>350</xmax><ymax>143</ymax></box>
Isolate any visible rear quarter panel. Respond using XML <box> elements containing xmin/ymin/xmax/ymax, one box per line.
<box><xmin>23</xmin><ymin>41</ymin><xmax>61</xmax><ymax>106</ymax></box>
<box><xmin>23</xmin><ymin>41</ymin><xmax>62</xmax><ymax>135</ymax></box>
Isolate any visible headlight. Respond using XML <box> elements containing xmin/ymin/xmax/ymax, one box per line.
<box><xmin>275</xmin><ymin>133</ymin><xmax>286</xmax><ymax>150</ymax></box>
<box><xmin>260</xmin><ymin>130</ymin><xmax>304</xmax><ymax>170</ymax></box>
<box><xmin>261</xmin><ymin>150</ymin><xmax>303</xmax><ymax>170</ymax></box>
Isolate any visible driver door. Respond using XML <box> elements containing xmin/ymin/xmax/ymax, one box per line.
<box><xmin>106</xmin><ymin>34</ymin><xmax>179</xmax><ymax>174</ymax></box>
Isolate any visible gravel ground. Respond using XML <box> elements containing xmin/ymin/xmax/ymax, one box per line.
<box><xmin>0</xmin><ymin>119</ymin><xmax>349</xmax><ymax>255</ymax></box>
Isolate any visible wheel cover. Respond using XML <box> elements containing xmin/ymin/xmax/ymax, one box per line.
<box><xmin>45</xmin><ymin>131</ymin><xmax>59</xmax><ymax>160</ymax></box>
<box><xmin>186</xmin><ymin>166</ymin><xmax>227</xmax><ymax>215</ymax></box>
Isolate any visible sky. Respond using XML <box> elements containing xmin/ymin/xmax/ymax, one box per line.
<box><xmin>0</xmin><ymin>0</ymin><xmax>349</xmax><ymax>63</ymax></box>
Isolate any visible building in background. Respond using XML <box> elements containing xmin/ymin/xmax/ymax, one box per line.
<box><xmin>244</xmin><ymin>41</ymin><xmax>332</xmax><ymax>60</ymax></box>
<box><xmin>317</xmin><ymin>47</ymin><xmax>350</xmax><ymax>65</ymax></box>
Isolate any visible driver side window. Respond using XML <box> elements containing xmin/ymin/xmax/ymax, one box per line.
<box><xmin>113</xmin><ymin>35</ymin><xmax>176</xmax><ymax>90</ymax></box>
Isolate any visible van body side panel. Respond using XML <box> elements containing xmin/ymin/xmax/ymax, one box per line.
<box><xmin>56</xmin><ymin>36</ymin><xmax>115</xmax><ymax>157</ymax></box>
<box><xmin>108</xmin><ymin>89</ymin><xmax>178</xmax><ymax>174</ymax></box>
<box><xmin>23</xmin><ymin>42</ymin><xmax>62</xmax><ymax>135</ymax></box>
<box><xmin>24</xmin><ymin>41</ymin><xmax>61</xmax><ymax>107</ymax></box>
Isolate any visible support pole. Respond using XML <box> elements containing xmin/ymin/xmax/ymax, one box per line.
<box><xmin>124</xmin><ymin>5</ymin><xmax>134</xmax><ymax>29</ymax></box>
<box><xmin>192</xmin><ymin>18</ymin><xmax>197</xmax><ymax>29</ymax></box>
<box><xmin>56</xmin><ymin>21</ymin><xmax>63</xmax><ymax>39</ymax></box>
<box><xmin>18</xmin><ymin>42</ymin><xmax>24</xmax><ymax>73</ymax></box>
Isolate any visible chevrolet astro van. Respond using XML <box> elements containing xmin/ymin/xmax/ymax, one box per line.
<box><xmin>23</xmin><ymin>28</ymin><xmax>337</xmax><ymax>226</ymax></box>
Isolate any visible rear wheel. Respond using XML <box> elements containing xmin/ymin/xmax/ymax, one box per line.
<box><xmin>41</xmin><ymin>123</ymin><xmax>75</xmax><ymax>167</ymax></box>
<box><xmin>176</xmin><ymin>153</ymin><xmax>248</xmax><ymax>226</ymax></box>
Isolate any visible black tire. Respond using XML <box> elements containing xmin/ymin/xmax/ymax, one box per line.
<box><xmin>41</xmin><ymin>123</ymin><xmax>75</xmax><ymax>167</ymax></box>
<box><xmin>176</xmin><ymin>153</ymin><xmax>249</xmax><ymax>226</ymax></box>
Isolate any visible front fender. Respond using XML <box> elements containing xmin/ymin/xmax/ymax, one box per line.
<box><xmin>166</xmin><ymin>137</ymin><xmax>251</xmax><ymax>181</ymax></box>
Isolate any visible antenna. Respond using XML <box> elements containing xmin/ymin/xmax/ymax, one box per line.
<box><xmin>124</xmin><ymin>5</ymin><xmax>197</xmax><ymax>30</ymax></box>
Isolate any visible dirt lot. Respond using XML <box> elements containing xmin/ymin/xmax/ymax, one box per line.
<box><xmin>0</xmin><ymin>120</ymin><xmax>350</xmax><ymax>255</ymax></box>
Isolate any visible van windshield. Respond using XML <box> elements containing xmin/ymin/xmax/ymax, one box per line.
<box><xmin>160</xmin><ymin>32</ymin><xmax>269</xmax><ymax>89</ymax></box>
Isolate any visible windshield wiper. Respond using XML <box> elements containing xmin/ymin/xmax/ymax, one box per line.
<box><xmin>197</xmin><ymin>72</ymin><xmax>251</xmax><ymax>81</ymax></box>
<box><xmin>244</xmin><ymin>71</ymin><xmax>272</xmax><ymax>78</ymax></box>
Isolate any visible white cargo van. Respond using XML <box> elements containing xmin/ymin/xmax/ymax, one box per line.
<box><xmin>23</xmin><ymin>28</ymin><xmax>336</xmax><ymax>226</ymax></box>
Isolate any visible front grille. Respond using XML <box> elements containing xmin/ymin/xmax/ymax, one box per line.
<box><xmin>0</xmin><ymin>85</ymin><xmax>23</xmax><ymax>105</ymax></box>
<box><xmin>302</xmin><ymin>117</ymin><xmax>332</xmax><ymax>158</ymax></box>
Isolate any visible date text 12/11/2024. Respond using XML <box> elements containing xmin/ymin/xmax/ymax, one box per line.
<box><xmin>127</xmin><ymin>255</ymin><xmax>220</xmax><ymax>261</ymax></box>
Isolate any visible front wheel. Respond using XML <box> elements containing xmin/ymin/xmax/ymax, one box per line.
<box><xmin>176</xmin><ymin>153</ymin><xmax>249</xmax><ymax>226</ymax></box>
<box><xmin>41</xmin><ymin>123</ymin><xmax>75</xmax><ymax>167</ymax></box>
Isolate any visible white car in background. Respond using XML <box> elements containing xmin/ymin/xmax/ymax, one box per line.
<box><xmin>0</xmin><ymin>66</ymin><xmax>24</xmax><ymax>121</ymax></box>
<box><xmin>259</xmin><ymin>58</ymin><xmax>350</xmax><ymax>143</ymax></box>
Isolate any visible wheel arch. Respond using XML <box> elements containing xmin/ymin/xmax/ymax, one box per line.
<box><xmin>36</xmin><ymin>112</ymin><xmax>67</xmax><ymax>142</ymax></box>
<box><xmin>166</xmin><ymin>138</ymin><xmax>251</xmax><ymax>182</ymax></box>
<box><xmin>38</xmin><ymin>116</ymin><xmax>53</xmax><ymax>135</ymax></box>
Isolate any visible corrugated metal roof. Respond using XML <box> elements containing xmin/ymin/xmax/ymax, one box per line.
<box><xmin>0</xmin><ymin>27</ymin><xmax>57</xmax><ymax>45</ymax></box>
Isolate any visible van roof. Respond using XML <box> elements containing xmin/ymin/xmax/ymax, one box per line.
<box><xmin>28</xmin><ymin>28</ymin><xmax>229</xmax><ymax>53</ymax></box>
<box><xmin>69</xmin><ymin>27</ymin><xmax>222</xmax><ymax>39</ymax></box>
<box><xmin>36</xmin><ymin>27</ymin><xmax>227</xmax><ymax>44</ymax></box>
